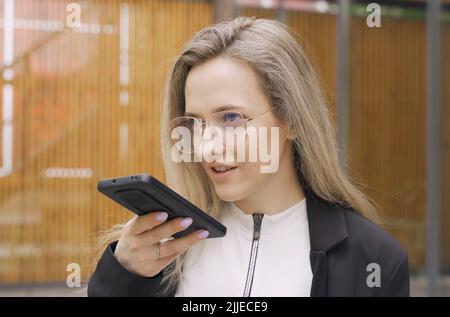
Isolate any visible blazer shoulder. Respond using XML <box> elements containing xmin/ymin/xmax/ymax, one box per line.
<box><xmin>341</xmin><ymin>207</ymin><xmax>407</xmax><ymax>262</ymax></box>
<box><xmin>328</xmin><ymin>206</ymin><xmax>410</xmax><ymax>296</ymax></box>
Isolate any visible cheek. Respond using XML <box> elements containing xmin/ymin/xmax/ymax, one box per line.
<box><xmin>204</xmin><ymin>161</ymin><xmax>267</xmax><ymax>202</ymax></box>
<box><xmin>233</xmin><ymin>161</ymin><xmax>270</xmax><ymax>188</ymax></box>
<box><xmin>238</xmin><ymin>160</ymin><xmax>263</xmax><ymax>177</ymax></box>
<box><xmin>229</xmin><ymin>162</ymin><xmax>273</xmax><ymax>197</ymax></box>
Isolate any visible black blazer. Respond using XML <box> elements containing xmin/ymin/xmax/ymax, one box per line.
<box><xmin>88</xmin><ymin>192</ymin><xmax>410</xmax><ymax>297</ymax></box>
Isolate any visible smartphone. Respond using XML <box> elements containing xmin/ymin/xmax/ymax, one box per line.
<box><xmin>97</xmin><ymin>173</ymin><xmax>227</xmax><ymax>239</ymax></box>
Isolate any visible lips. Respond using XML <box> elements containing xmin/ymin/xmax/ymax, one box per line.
<box><xmin>208</xmin><ymin>164</ymin><xmax>238</xmax><ymax>179</ymax></box>
<box><xmin>211</xmin><ymin>166</ymin><xmax>237</xmax><ymax>173</ymax></box>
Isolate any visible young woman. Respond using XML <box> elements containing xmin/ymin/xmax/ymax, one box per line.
<box><xmin>88</xmin><ymin>17</ymin><xmax>409</xmax><ymax>297</ymax></box>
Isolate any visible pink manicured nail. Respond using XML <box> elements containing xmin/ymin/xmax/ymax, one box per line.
<box><xmin>156</xmin><ymin>212</ymin><xmax>168</xmax><ymax>221</ymax></box>
<box><xmin>180</xmin><ymin>217</ymin><xmax>193</xmax><ymax>228</ymax></box>
<box><xmin>198</xmin><ymin>230</ymin><xmax>209</xmax><ymax>239</ymax></box>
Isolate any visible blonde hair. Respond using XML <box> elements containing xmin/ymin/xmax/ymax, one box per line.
<box><xmin>91</xmin><ymin>16</ymin><xmax>379</xmax><ymax>296</ymax></box>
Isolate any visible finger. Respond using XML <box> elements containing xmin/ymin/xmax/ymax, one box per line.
<box><xmin>138</xmin><ymin>217</ymin><xmax>194</xmax><ymax>244</ymax></box>
<box><xmin>155</xmin><ymin>251</ymin><xmax>181</xmax><ymax>270</ymax></box>
<box><xmin>128</xmin><ymin>211</ymin><xmax>169</xmax><ymax>235</ymax></box>
<box><xmin>159</xmin><ymin>229</ymin><xmax>209</xmax><ymax>257</ymax></box>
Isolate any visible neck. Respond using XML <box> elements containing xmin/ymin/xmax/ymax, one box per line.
<box><xmin>234</xmin><ymin>146</ymin><xmax>305</xmax><ymax>216</ymax></box>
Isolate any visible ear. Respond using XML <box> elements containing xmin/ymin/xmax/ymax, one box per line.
<box><xmin>286</xmin><ymin>126</ymin><xmax>296</xmax><ymax>140</ymax></box>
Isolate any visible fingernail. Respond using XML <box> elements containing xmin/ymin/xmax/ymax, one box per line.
<box><xmin>198</xmin><ymin>230</ymin><xmax>209</xmax><ymax>239</ymax></box>
<box><xmin>180</xmin><ymin>217</ymin><xmax>193</xmax><ymax>228</ymax></box>
<box><xmin>156</xmin><ymin>212</ymin><xmax>168</xmax><ymax>221</ymax></box>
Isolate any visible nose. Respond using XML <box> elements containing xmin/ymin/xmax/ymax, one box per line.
<box><xmin>199</xmin><ymin>126</ymin><xmax>226</xmax><ymax>161</ymax></box>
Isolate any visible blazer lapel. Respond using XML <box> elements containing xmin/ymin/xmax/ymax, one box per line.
<box><xmin>305</xmin><ymin>191</ymin><xmax>349</xmax><ymax>297</ymax></box>
<box><xmin>309</xmin><ymin>250</ymin><xmax>328</xmax><ymax>296</ymax></box>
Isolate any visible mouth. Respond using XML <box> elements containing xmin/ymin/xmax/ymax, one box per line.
<box><xmin>211</xmin><ymin>166</ymin><xmax>237</xmax><ymax>173</ymax></box>
<box><xmin>209</xmin><ymin>164</ymin><xmax>238</xmax><ymax>180</ymax></box>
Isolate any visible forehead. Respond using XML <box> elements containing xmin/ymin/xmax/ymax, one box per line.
<box><xmin>184</xmin><ymin>56</ymin><xmax>269</xmax><ymax>115</ymax></box>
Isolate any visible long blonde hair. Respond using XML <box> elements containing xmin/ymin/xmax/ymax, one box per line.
<box><xmin>91</xmin><ymin>16</ymin><xmax>379</xmax><ymax>296</ymax></box>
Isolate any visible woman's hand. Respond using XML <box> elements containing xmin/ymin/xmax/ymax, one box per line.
<box><xmin>113</xmin><ymin>211</ymin><xmax>209</xmax><ymax>278</ymax></box>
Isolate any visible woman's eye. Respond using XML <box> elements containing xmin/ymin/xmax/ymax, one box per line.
<box><xmin>222</xmin><ymin>112</ymin><xmax>241</xmax><ymax>122</ymax></box>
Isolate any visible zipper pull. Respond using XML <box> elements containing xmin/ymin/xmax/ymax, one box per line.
<box><xmin>252</xmin><ymin>214</ymin><xmax>264</xmax><ymax>240</ymax></box>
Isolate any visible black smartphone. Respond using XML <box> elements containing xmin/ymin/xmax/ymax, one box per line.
<box><xmin>97</xmin><ymin>173</ymin><xmax>227</xmax><ymax>239</ymax></box>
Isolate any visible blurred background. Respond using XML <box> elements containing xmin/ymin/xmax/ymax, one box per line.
<box><xmin>0</xmin><ymin>0</ymin><xmax>448</xmax><ymax>296</ymax></box>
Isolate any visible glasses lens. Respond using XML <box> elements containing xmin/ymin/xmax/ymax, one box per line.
<box><xmin>211</xmin><ymin>111</ymin><xmax>245</xmax><ymax>130</ymax></box>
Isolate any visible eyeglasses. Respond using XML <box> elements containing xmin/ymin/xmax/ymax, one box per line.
<box><xmin>169</xmin><ymin>107</ymin><xmax>277</xmax><ymax>154</ymax></box>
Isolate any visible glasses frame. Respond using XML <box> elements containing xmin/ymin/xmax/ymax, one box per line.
<box><xmin>169</xmin><ymin>106</ymin><xmax>279</xmax><ymax>154</ymax></box>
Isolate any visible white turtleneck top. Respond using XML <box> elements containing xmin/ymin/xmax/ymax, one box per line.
<box><xmin>175</xmin><ymin>197</ymin><xmax>312</xmax><ymax>297</ymax></box>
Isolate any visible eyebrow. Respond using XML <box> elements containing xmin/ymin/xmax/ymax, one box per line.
<box><xmin>184</xmin><ymin>104</ymin><xmax>245</xmax><ymax>117</ymax></box>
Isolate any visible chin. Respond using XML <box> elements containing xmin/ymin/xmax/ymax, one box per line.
<box><xmin>212</xmin><ymin>183</ymin><xmax>247</xmax><ymax>202</ymax></box>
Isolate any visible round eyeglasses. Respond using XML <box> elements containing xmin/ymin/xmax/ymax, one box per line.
<box><xmin>169</xmin><ymin>107</ymin><xmax>277</xmax><ymax>154</ymax></box>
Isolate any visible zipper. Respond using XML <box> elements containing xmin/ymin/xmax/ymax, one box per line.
<box><xmin>243</xmin><ymin>213</ymin><xmax>264</xmax><ymax>297</ymax></box>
